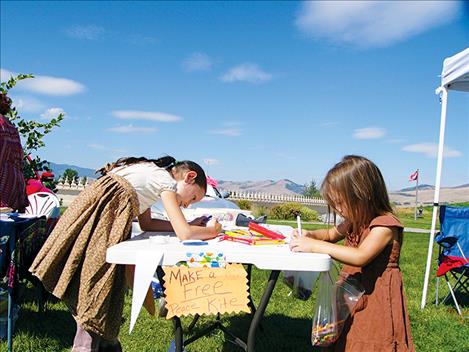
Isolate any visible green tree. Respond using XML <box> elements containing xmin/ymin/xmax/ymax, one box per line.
<box><xmin>303</xmin><ymin>179</ymin><xmax>321</xmax><ymax>198</ymax></box>
<box><xmin>1</xmin><ymin>73</ymin><xmax>64</xmax><ymax>179</ymax></box>
<box><xmin>81</xmin><ymin>176</ymin><xmax>88</xmax><ymax>187</ymax></box>
<box><xmin>63</xmin><ymin>169</ymin><xmax>78</xmax><ymax>187</ymax></box>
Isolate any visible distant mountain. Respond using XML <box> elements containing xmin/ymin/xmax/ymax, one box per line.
<box><xmin>49</xmin><ymin>162</ymin><xmax>97</xmax><ymax>179</ymax></box>
<box><xmin>45</xmin><ymin>161</ymin><xmax>468</xmax><ymax>199</ymax></box>
<box><xmin>451</xmin><ymin>183</ymin><xmax>469</xmax><ymax>188</ymax></box>
<box><xmin>389</xmin><ymin>184</ymin><xmax>469</xmax><ymax>205</ymax></box>
<box><xmin>218</xmin><ymin>179</ymin><xmax>305</xmax><ymax>195</ymax></box>
<box><xmin>398</xmin><ymin>184</ymin><xmax>434</xmax><ymax>192</ymax></box>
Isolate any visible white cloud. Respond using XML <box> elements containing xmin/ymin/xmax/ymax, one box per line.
<box><xmin>65</xmin><ymin>25</ymin><xmax>157</xmax><ymax>46</ymax></box>
<box><xmin>208</xmin><ymin>127</ymin><xmax>242</xmax><ymax>137</ymax></box>
<box><xmin>40</xmin><ymin>107</ymin><xmax>66</xmax><ymax>120</ymax></box>
<box><xmin>88</xmin><ymin>144</ymin><xmax>126</xmax><ymax>153</ymax></box>
<box><xmin>10</xmin><ymin>95</ymin><xmax>45</xmax><ymax>113</ymax></box>
<box><xmin>112</xmin><ymin>110</ymin><xmax>182</xmax><ymax>122</ymax></box>
<box><xmin>203</xmin><ymin>158</ymin><xmax>219</xmax><ymax>166</ymax></box>
<box><xmin>209</xmin><ymin>122</ymin><xmax>243</xmax><ymax>136</ymax></box>
<box><xmin>295</xmin><ymin>1</ymin><xmax>460</xmax><ymax>48</ymax></box>
<box><xmin>65</xmin><ymin>25</ymin><xmax>105</xmax><ymax>40</ymax></box>
<box><xmin>402</xmin><ymin>143</ymin><xmax>463</xmax><ymax>158</ymax></box>
<box><xmin>220</xmin><ymin>63</ymin><xmax>272</xmax><ymax>84</ymax></box>
<box><xmin>107</xmin><ymin>124</ymin><xmax>157</xmax><ymax>134</ymax></box>
<box><xmin>1</xmin><ymin>68</ymin><xmax>85</xmax><ymax>96</ymax></box>
<box><xmin>353</xmin><ymin>127</ymin><xmax>386</xmax><ymax>139</ymax></box>
<box><xmin>183</xmin><ymin>52</ymin><xmax>213</xmax><ymax>71</ymax></box>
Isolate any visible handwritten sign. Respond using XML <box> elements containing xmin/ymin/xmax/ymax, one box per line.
<box><xmin>163</xmin><ymin>264</ymin><xmax>250</xmax><ymax>319</ymax></box>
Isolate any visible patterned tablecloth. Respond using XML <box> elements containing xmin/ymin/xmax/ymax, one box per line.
<box><xmin>0</xmin><ymin>213</ymin><xmax>46</xmax><ymax>294</ymax></box>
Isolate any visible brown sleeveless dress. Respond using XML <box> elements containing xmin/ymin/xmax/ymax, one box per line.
<box><xmin>333</xmin><ymin>215</ymin><xmax>415</xmax><ymax>352</ymax></box>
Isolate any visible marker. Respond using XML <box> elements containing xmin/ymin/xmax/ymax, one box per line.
<box><xmin>297</xmin><ymin>215</ymin><xmax>302</xmax><ymax>237</ymax></box>
<box><xmin>182</xmin><ymin>240</ymin><xmax>208</xmax><ymax>246</ymax></box>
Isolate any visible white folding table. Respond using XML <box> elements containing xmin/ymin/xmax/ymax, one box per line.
<box><xmin>106</xmin><ymin>225</ymin><xmax>331</xmax><ymax>351</ymax></box>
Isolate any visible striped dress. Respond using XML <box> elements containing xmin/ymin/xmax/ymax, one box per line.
<box><xmin>0</xmin><ymin>115</ymin><xmax>28</xmax><ymax>211</ymax></box>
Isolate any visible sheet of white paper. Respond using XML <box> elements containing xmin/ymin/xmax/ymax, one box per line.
<box><xmin>129</xmin><ymin>251</ymin><xmax>163</xmax><ymax>333</ymax></box>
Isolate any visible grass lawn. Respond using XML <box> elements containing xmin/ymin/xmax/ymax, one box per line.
<box><xmin>394</xmin><ymin>202</ymin><xmax>469</xmax><ymax>230</ymax></box>
<box><xmin>2</xmin><ymin>229</ymin><xmax>468</xmax><ymax>351</ymax></box>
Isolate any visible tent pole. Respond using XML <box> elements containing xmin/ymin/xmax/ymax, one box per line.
<box><xmin>421</xmin><ymin>87</ymin><xmax>448</xmax><ymax>309</ymax></box>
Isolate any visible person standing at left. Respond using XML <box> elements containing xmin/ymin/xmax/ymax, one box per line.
<box><xmin>0</xmin><ymin>92</ymin><xmax>28</xmax><ymax>213</ymax></box>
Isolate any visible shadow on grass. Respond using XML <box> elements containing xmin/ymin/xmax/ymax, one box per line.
<box><xmin>7</xmin><ymin>285</ymin><xmax>75</xmax><ymax>350</ymax></box>
<box><xmin>15</xmin><ymin>305</ymin><xmax>75</xmax><ymax>348</ymax></box>
<box><xmin>207</xmin><ymin>313</ymin><xmax>313</xmax><ymax>352</ymax></box>
<box><xmin>437</xmin><ymin>290</ymin><xmax>469</xmax><ymax>310</ymax></box>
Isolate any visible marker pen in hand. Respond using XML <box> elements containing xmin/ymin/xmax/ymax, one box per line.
<box><xmin>297</xmin><ymin>215</ymin><xmax>302</xmax><ymax>237</ymax></box>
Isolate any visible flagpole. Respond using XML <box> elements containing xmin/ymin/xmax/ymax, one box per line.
<box><xmin>414</xmin><ymin>169</ymin><xmax>419</xmax><ymax>220</ymax></box>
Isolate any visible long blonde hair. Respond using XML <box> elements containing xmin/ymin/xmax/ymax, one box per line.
<box><xmin>321</xmin><ymin>155</ymin><xmax>393</xmax><ymax>244</ymax></box>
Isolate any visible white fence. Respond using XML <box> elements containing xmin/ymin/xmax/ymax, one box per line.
<box><xmin>56</xmin><ymin>180</ymin><xmax>89</xmax><ymax>190</ymax></box>
<box><xmin>55</xmin><ymin>181</ymin><xmax>326</xmax><ymax>206</ymax></box>
<box><xmin>226</xmin><ymin>190</ymin><xmax>326</xmax><ymax>206</ymax></box>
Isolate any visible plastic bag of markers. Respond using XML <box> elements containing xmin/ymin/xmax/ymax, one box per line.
<box><xmin>283</xmin><ymin>270</ymin><xmax>319</xmax><ymax>300</ymax></box>
<box><xmin>311</xmin><ymin>272</ymin><xmax>364</xmax><ymax>347</ymax></box>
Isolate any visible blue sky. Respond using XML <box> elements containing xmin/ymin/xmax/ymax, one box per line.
<box><xmin>1</xmin><ymin>1</ymin><xmax>468</xmax><ymax>191</ymax></box>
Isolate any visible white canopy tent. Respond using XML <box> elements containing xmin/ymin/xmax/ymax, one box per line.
<box><xmin>421</xmin><ymin>47</ymin><xmax>469</xmax><ymax>309</ymax></box>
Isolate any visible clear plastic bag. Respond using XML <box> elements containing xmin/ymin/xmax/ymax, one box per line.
<box><xmin>335</xmin><ymin>275</ymin><xmax>364</xmax><ymax>328</ymax></box>
<box><xmin>311</xmin><ymin>271</ymin><xmax>338</xmax><ymax>346</ymax></box>
<box><xmin>283</xmin><ymin>270</ymin><xmax>318</xmax><ymax>300</ymax></box>
<box><xmin>311</xmin><ymin>271</ymin><xmax>364</xmax><ymax>347</ymax></box>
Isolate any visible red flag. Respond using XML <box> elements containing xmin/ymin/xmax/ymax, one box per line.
<box><xmin>409</xmin><ymin>169</ymin><xmax>419</xmax><ymax>181</ymax></box>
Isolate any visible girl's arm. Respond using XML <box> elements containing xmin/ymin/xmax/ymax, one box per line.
<box><xmin>290</xmin><ymin>226</ymin><xmax>395</xmax><ymax>267</ymax></box>
<box><xmin>138</xmin><ymin>210</ymin><xmax>214</xmax><ymax>232</ymax></box>
<box><xmin>298</xmin><ymin>226</ymin><xmax>345</xmax><ymax>243</ymax></box>
<box><xmin>138</xmin><ymin>209</ymin><xmax>174</xmax><ymax>232</ymax></box>
<box><xmin>160</xmin><ymin>191</ymin><xmax>221</xmax><ymax>240</ymax></box>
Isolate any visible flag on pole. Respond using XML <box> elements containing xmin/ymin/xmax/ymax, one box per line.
<box><xmin>409</xmin><ymin>169</ymin><xmax>419</xmax><ymax>181</ymax></box>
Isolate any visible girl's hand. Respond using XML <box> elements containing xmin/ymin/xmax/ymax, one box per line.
<box><xmin>291</xmin><ymin>228</ymin><xmax>306</xmax><ymax>238</ymax></box>
<box><xmin>289</xmin><ymin>233</ymin><xmax>324</xmax><ymax>253</ymax></box>
<box><xmin>189</xmin><ymin>216</ymin><xmax>211</xmax><ymax>227</ymax></box>
<box><xmin>206</xmin><ymin>219</ymin><xmax>222</xmax><ymax>236</ymax></box>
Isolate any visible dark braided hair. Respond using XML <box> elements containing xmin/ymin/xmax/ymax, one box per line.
<box><xmin>96</xmin><ymin>156</ymin><xmax>207</xmax><ymax>191</ymax></box>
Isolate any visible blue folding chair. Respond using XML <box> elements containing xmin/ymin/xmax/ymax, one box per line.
<box><xmin>435</xmin><ymin>206</ymin><xmax>469</xmax><ymax>315</ymax></box>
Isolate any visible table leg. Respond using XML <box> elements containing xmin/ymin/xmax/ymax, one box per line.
<box><xmin>173</xmin><ymin>316</ymin><xmax>183</xmax><ymax>352</ymax></box>
<box><xmin>7</xmin><ymin>287</ymin><xmax>13</xmax><ymax>352</ymax></box>
<box><xmin>247</xmin><ymin>270</ymin><xmax>280</xmax><ymax>352</ymax></box>
<box><xmin>187</xmin><ymin>314</ymin><xmax>200</xmax><ymax>332</ymax></box>
<box><xmin>246</xmin><ymin>264</ymin><xmax>257</xmax><ymax>316</ymax></box>
<box><xmin>7</xmin><ymin>241</ymin><xmax>16</xmax><ymax>352</ymax></box>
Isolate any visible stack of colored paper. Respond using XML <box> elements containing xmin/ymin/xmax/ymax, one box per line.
<box><xmin>219</xmin><ymin>223</ymin><xmax>286</xmax><ymax>246</ymax></box>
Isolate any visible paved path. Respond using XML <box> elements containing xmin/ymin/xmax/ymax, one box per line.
<box><xmin>403</xmin><ymin>227</ymin><xmax>430</xmax><ymax>233</ymax></box>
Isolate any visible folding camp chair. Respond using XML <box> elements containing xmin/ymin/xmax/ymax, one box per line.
<box><xmin>435</xmin><ymin>206</ymin><xmax>469</xmax><ymax>315</ymax></box>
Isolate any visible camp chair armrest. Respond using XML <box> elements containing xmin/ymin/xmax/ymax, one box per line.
<box><xmin>435</xmin><ymin>233</ymin><xmax>458</xmax><ymax>248</ymax></box>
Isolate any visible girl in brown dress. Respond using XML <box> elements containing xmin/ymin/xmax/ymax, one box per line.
<box><xmin>30</xmin><ymin>156</ymin><xmax>221</xmax><ymax>351</ymax></box>
<box><xmin>290</xmin><ymin>155</ymin><xmax>414</xmax><ymax>352</ymax></box>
